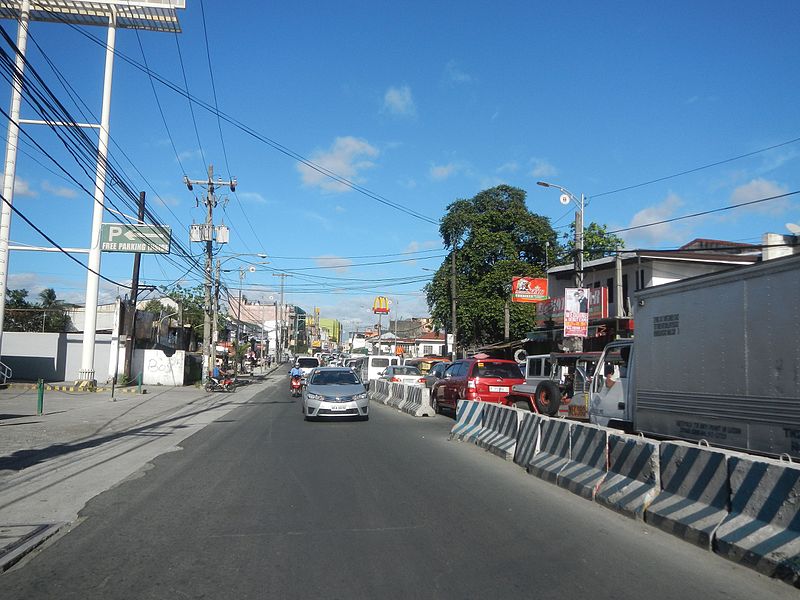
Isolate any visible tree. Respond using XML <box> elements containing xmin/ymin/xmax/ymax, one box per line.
<box><xmin>425</xmin><ymin>185</ymin><xmax>559</xmax><ymax>349</ymax></box>
<box><xmin>4</xmin><ymin>288</ymin><xmax>71</xmax><ymax>332</ymax></box>
<box><xmin>557</xmin><ymin>221</ymin><xmax>626</xmax><ymax>264</ymax></box>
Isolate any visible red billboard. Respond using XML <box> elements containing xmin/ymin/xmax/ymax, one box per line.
<box><xmin>511</xmin><ymin>277</ymin><xmax>548</xmax><ymax>303</ymax></box>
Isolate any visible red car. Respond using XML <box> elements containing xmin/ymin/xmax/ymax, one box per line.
<box><xmin>430</xmin><ymin>358</ymin><xmax>525</xmax><ymax>414</ymax></box>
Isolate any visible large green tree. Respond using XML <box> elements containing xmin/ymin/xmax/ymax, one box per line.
<box><xmin>425</xmin><ymin>185</ymin><xmax>558</xmax><ymax>348</ymax></box>
<box><xmin>557</xmin><ymin>221</ymin><xmax>626</xmax><ymax>264</ymax></box>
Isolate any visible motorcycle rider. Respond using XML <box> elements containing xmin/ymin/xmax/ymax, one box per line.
<box><xmin>289</xmin><ymin>363</ymin><xmax>303</xmax><ymax>391</ymax></box>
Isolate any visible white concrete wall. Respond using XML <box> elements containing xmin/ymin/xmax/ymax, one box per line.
<box><xmin>3</xmin><ymin>332</ymin><xmax>111</xmax><ymax>382</ymax></box>
<box><xmin>132</xmin><ymin>348</ymin><xmax>186</xmax><ymax>386</ymax></box>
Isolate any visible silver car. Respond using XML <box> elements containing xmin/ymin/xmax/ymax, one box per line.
<box><xmin>302</xmin><ymin>367</ymin><xmax>369</xmax><ymax>421</ymax></box>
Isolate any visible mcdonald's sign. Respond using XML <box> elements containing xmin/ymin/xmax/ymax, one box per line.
<box><xmin>373</xmin><ymin>296</ymin><xmax>390</xmax><ymax>314</ymax></box>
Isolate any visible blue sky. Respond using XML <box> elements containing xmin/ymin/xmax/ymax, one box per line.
<box><xmin>2</xmin><ymin>1</ymin><xmax>798</xmax><ymax>333</ymax></box>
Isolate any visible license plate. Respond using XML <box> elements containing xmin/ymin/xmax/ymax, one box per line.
<box><xmin>329</xmin><ymin>404</ymin><xmax>348</xmax><ymax>411</ymax></box>
<box><xmin>489</xmin><ymin>386</ymin><xmax>509</xmax><ymax>393</ymax></box>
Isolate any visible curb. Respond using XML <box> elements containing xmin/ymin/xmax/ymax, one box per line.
<box><xmin>0</xmin><ymin>522</ymin><xmax>67</xmax><ymax>573</ymax></box>
<box><xmin>3</xmin><ymin>382</ymin><xmax>148</xmax><ymax>394</ymax></box>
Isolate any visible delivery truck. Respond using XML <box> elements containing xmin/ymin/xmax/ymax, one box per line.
<box><xmin>589</xmin><ymin>252</ymin><xmax>800</xmax><ymax>458</ymax></box>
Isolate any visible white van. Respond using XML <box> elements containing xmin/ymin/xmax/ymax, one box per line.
<box><xmin>360</xmin><ymin>355</ymin><xmax>401</xmax><ymax>389</ymax></box>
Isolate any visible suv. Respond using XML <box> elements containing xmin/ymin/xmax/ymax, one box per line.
<box><xmin>295</xmin><ymin>356</ymin><xmax>321</xmax><ymax>379</ymax></box>
<box><xmin>430</xmin><ymin>358</ymin><xmax>525</xmax><ymax>414</ymax></box>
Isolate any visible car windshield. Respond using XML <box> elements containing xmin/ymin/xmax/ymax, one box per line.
<box><xmin>473</xmin><ymin>362</ymin><xmax>524</xmax><ymax>379</ymax></box>
<box><xmin>297</xmin><ymin>358</ymin><xmax>319</xmax><ymax>368</ymax></box>
<box><xmin>310</xmin><ymin>370</ymin><xmax>360</xmax><ymax>385</ymax></box>
<box><xmin>392</xmin><ymin>366</ymin><xmax>421</xmax><ymax>376</ymax></box>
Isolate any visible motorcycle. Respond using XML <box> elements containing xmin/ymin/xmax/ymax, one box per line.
<box><xmin>205</xmin><ymin>374</ymin><xmax>237</xmax><ymax>393</ymax></box>
<box><xmin>290</xmin><ymin>375</ymin><xmax>303</xmax><ymax>397</ymax></box>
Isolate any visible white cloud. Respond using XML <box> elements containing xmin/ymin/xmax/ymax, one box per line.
<box><xmin>445</xmin><ymin>60</ymin><xmax>473</xmax><ymax>84</ymax></box>
<box><xmin>14</xmin><ymin>178</ymin><xmax>36</xmax><ymax>197</ymax></box>
<box><xmin>238</xmin><ymin>191</ymin><xmax>268</xmax><ymax>204</ymax></box>
<box><xmin>496</xmin><ymin>161</ymin><xmax>519</xmax><ymax>174</ymax></box>
<box><xmin>529</xmin><ymin>158</ymin><xmax>557</xmax><ymax>179</ymax></box>
<box><xmin>729</xmin><ymin>179</ymin><xmax>791</xmax><ymax>216</ymax></box>
<box><xmin>178</xmin><ymin>149</ymin><xmax>202</xmax><ymax>163</ymax></box>
<box><xmin>402</xmin><ymin>240</ymin><xmax>442</xmax><ymax>266</ymax></box>
<box><xmin>430</xmin><ymin>163</ymin><xmax>457</xmax><ymax>181</ymax></box>
<box><xmin>621</xmin><ymin>193</ymin><xmax>686</xmax><ymax>247</ymax></box>
<box><xmin>298</xmin><ymin>136</ymin><xmax>379</xmax><ymax>193</ymax></box>
<box><xmin>42</xmin><ymin>180</ymin><xmax>78</xmax><ymax>199</ymax></box>
<box><xmin>382</xmin><ymin>85</ymin><xmax>416</xmax><ymax>117</ymax></box>
<box><xmin>314</xmin><ymin>255</ymin><xmax>353</xmax><ymax>274</ymax></box>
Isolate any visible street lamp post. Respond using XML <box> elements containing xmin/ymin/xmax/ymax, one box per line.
<box><xmin>537</xmin><ymin>181</ymin><xmax>588</xmax><ymax>351</ymax></box>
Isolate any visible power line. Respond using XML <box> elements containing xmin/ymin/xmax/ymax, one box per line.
<box><xmin>591</xmin><ymin>135</ymin><xmax>800</xmax><ymax>199</ymax></box>
<box><xmin>607</xmin><ymin>189</ymin><xmax>800</xmax><ymax>235</ymax></box>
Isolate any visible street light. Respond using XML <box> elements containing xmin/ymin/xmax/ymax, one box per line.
<box><xmin>536</xmin><ymin>181</ymin><xmax>587</xmax><ymax>288</ymax></box>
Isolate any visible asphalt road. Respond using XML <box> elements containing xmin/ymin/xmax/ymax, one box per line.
<box><xmin>0</xmin><ymin>377</ymin><xmax>795</xmax><ymax>599</ymax></box>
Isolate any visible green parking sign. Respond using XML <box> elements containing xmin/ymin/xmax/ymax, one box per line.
<box><xmin>100</xmin><ymin>224</ymin><xmax>171</xmax><ymax>254</ymax></box>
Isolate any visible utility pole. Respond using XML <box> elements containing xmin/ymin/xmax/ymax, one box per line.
<box><xmin>123</xmin><ymin>191</ymin><xmax>146</xmax><ymax>379</ymax></box>
<box><xmin>450</xmin><ymin>249</ymin><xmax>457</xmax><ymax>360</ymax></box>
<box><xmin>213</xmin><ymin>259</ymin><xmax>221</xmax><ymax>372</ymax></box>
<box><xmin>185</xmin><ymin>165</ymin><xmax>236</xmax><ymax>378</ymax></box>
<box><xmin>272</xmin><ymin>273</ymin><xmax>290</xmax><ymax>362</ymax></box>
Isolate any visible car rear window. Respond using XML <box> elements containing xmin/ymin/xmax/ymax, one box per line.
<box><xmin>298</xmin><ymin>358</ymin><xmax>320</xmax><ymax>368</ymax></box>
<box><xmin>310</xmin><ymin>370</ymin><xmax>360</xmax><ymax>385</ymax></box>
<box><xmin>372</xmin><ymin>358</ymin><xmax>390</xmax><ymax>368</ymax></box>
<box><xmin>394</xmin><ymin>366</ymin><xmax>421</xmax><ymax>376</ymax></box>
<box><xmin>472</xmin><ymin>362</ymin><xmax>524</xmax><ymax>379</ymax></box>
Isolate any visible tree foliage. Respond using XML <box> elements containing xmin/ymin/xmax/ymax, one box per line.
<box><xmin>426</xmin><ymin>185</ymin><xmax>629</xmax><ymax>350</ymax></box>
<box><xmin>5</xmin><ymin>288</ymin><xmax>71</xmax><ymax>332</ymax></box>
<box><xmin>425</xmin><ymin>185</ymin><xmax>558</xmax><ymax>348</ymax></box>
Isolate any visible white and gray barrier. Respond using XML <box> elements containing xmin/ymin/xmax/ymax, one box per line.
<box><xmin>388</xmin><ymin>382</ymin><xmax>405</xmax><ymax>408</ymax></box>
<box><xmin>400</xmin><ymin>385</ymin><xmax>435</xmax><ymax>417</ymax></box>
<box><xmin>557</xmin><ymin>423</ymin><xmax>608</xmax><ymax>501</ymax></box>
<box><xmin>369</xmin><ymin>379</ymin><xmax>390</xmax><ymax>405</ymax></box>
<box><xmin>476</xmin><ymin>403</ymin><xmax>523</xmax><ymax>460</ymax></box>
<box><xmin>513</xmin><ymin>413</ymin><xmax>543</xmax><ymax>468</ymax></box>
<box><xmin>645</xmin><ymin>441</ymin><xmax>730</xmax><ymax>550</ymax></box>
<box><xmin>595</xmin><ymin>433</ymin><xmax>660</xmax><ymax>520</ymax></box>
<box><xmin>450</xmin><ymin>400</ymin><xmax>484</xmax><ymax>443</ymax></box>
<box><xmin>528</xmin><ymin>419</ymin><xmax>573</xmax><ymax>483</ymax></box>
<box><xmin>713</xmin><ymin>455</ymin><xmax>800</xmax><ymax>586</ymax></box>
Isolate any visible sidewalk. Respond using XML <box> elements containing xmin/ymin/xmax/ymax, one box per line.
<box><xmin>0</xmin><ymin>367</ymin><xmax>281</xmax><ymax>572</ymax></box>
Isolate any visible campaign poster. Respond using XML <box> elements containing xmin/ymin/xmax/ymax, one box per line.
<box><xmin>564</xmin><ymin>287</ymin><xmax>590</xmax><ymax>337</ymax></box>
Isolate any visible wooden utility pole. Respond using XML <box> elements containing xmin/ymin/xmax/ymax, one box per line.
<box><xmin>123</xmin><ymin>191</ymin><xmax>146</xmax><ymax>379</ymax></box>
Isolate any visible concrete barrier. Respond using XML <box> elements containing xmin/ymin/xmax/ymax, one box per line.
<box><xmin>645</xmin><ymin>441</ymin><xmax>730</xmax><ymax>550</ymax></box>
<box><xmin>557</xmin><ymin>423</ymin><xmax>608</xmax><ymax>500</ymax></box>
<box><xmin>388</xmin><ymin>382</ymin><xmax>405</xmax><ymax>408</ymax></box>
<box><xmin>369</xmin><ymin>379</ymin><xmax>390</xmax><ymax>405</ymax></box>
<box><xmin>513</xmin><ymin>413</ymin><xmax>544</xmax><ymax>468</ymax></box>
<box><xmin>527</xmin><ymin>419</ymin><xmax>573</xmax><ymax>483</ymax></box>
<box><xmin>476</xmin><ymin>403</ymin><xmax>523</xmax><ymax>460</ymax></box>
<box><xmin>596</xmin><ymin>433</ymin><xmax>660</xmax><ymax>520</ymax></box>
<box><xmin>400</xmin><ymin>385</ymin><xmax>435</xmax><ymax>417</ymax></box>
<box><xmin>449</xmin><ymin>400</ymin><xmax>484</xmax><ymax>443</ymax></box>
<box><xmin>714</xmin><ymin>455</ymin><xmax>800</xmax><ymax>586</ymax></box>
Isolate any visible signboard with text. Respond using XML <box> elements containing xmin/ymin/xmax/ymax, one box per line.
<box><xmin>100</xmin><ymin>224</ymin><xmax>171</xmax><ymax>254</ymax></box>
<box><xmin>563</xmin><ymin>287</ymin><xmax>590</xmax><ymax>337</ymax></box>
<box><xmin>535</xmin><ymin>287</ymin><xmax>608</xmax><ymax>327</ymax></box>
<box><xmin>511</xmin><ymin>276</ymin><xmax>548</xmax><ymax>303</ymax></box>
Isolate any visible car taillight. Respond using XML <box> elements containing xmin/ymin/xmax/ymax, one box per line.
<box><xmin>467</xmin><ymin>380</ymin><xmax>476</xmax><ymax>389</ymax></box>
<box><xmin>390</xmin><ymin>377</ymin><xmax>400</xmax><ymax>382</ymax></box>
<box><xmin>418</xmin><ymin>378</ymin><xmax>426</xmax><ymax>384</ymax></box>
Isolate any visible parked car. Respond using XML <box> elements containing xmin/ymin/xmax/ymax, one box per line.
<box><xmin>404</xmin><ymin>356</ymin><xmax>450</xmax><ymax>375</ymax></box>
<box><xmin>379</xmin><ymin>365</ymin><xmax>425</xmax><ymax>386</ymax></box>
<box><xmin>430</xmin><ymin>358</ymin><xmax>525</xmax><ymax>414</ymax></box>
<box><xmin>422</xmin><ymin>361</ymin><xmax>450</xmax><ymax>390</ymax></box>
<box><xmin>302</xmin><ymin>367</ymin><xmax>369</xmax><ymax>421</ymax></box>
<box><xmin>359</xmin><ymin>355</ymin><xmax>401</xmax><ymax>389</ymax></box>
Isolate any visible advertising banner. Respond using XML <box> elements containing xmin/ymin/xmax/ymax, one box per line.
<box><xmin>511</xmin><ymin>276</ymin><xmax>548</xmax><ymax>303</ymax></box>
<box><xmin>535</xmin><ymin>287</ymin><xmax>608</xmax><ymax>327</ymax></box>
<box><xmin>563</xmin><ymin>288</ymin><xmax>590</xmax><ymax>337</ymax></box>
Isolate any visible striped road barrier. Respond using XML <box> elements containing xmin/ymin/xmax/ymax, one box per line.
<box><xmin>388</xmin><ymin>382</ymin><xmax>405</xmax><ymax>408</ymax></box>
<box><xmin>476</xmin><ymin>404</ymin><xmax>523</xmax><ymax>460</ymax></box>
<box><xmin>557</xmin><ymin>423</ymin><xmax>608</xmax><ymax>501</ymax></box>
<box><xmin>595</xmin><ymin>433</ymin><xmax>660</xmax><ymax>520</ymax></box>
<box><xmin>714</xmin><ymin>455</ymin><xmax>800</xmax><ymax>586</ymax></box>
<box><xmin>527</xmin><ymin>419</ymin><xmax>573</xmax><ymax>483</ymax></box>
<box><xmin>449</xmin><ymin>400</ymin><xmax>484</xmax><ymax>443</ymax></box>
<box><xmin>400</xmin><ymin>385</ymin><xmax>434</xmax><ymax>417</ymax></box>
<box><xmin>513</xmin><ymin>413</ymin><xmax>545</xmax><ymax>467</ymax></box>
<box><xmin>369</xmin><ymin>379</ymin><xmax>390</xmax><ymax>405</ymax></box>
<box><xmin>645</xmin><ymin>441</ymin><xmax>730</xmax><ymax>551</ymax></box>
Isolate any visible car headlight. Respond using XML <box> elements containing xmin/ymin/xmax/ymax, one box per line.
<box><xmin>306</xmin><ymin>392</ymin><xmax>323</xmax><ymax>401</ymax></box>
<box><xmin>353</xmin><ymin>392</ymin><xmax>368</xmax><ymax>400</ymax></box>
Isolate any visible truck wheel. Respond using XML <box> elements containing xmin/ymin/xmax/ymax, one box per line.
<box><xmin>535</xmin><ymin>381</ymin><xmax>561</xmax><ymax>416</ymax></box>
